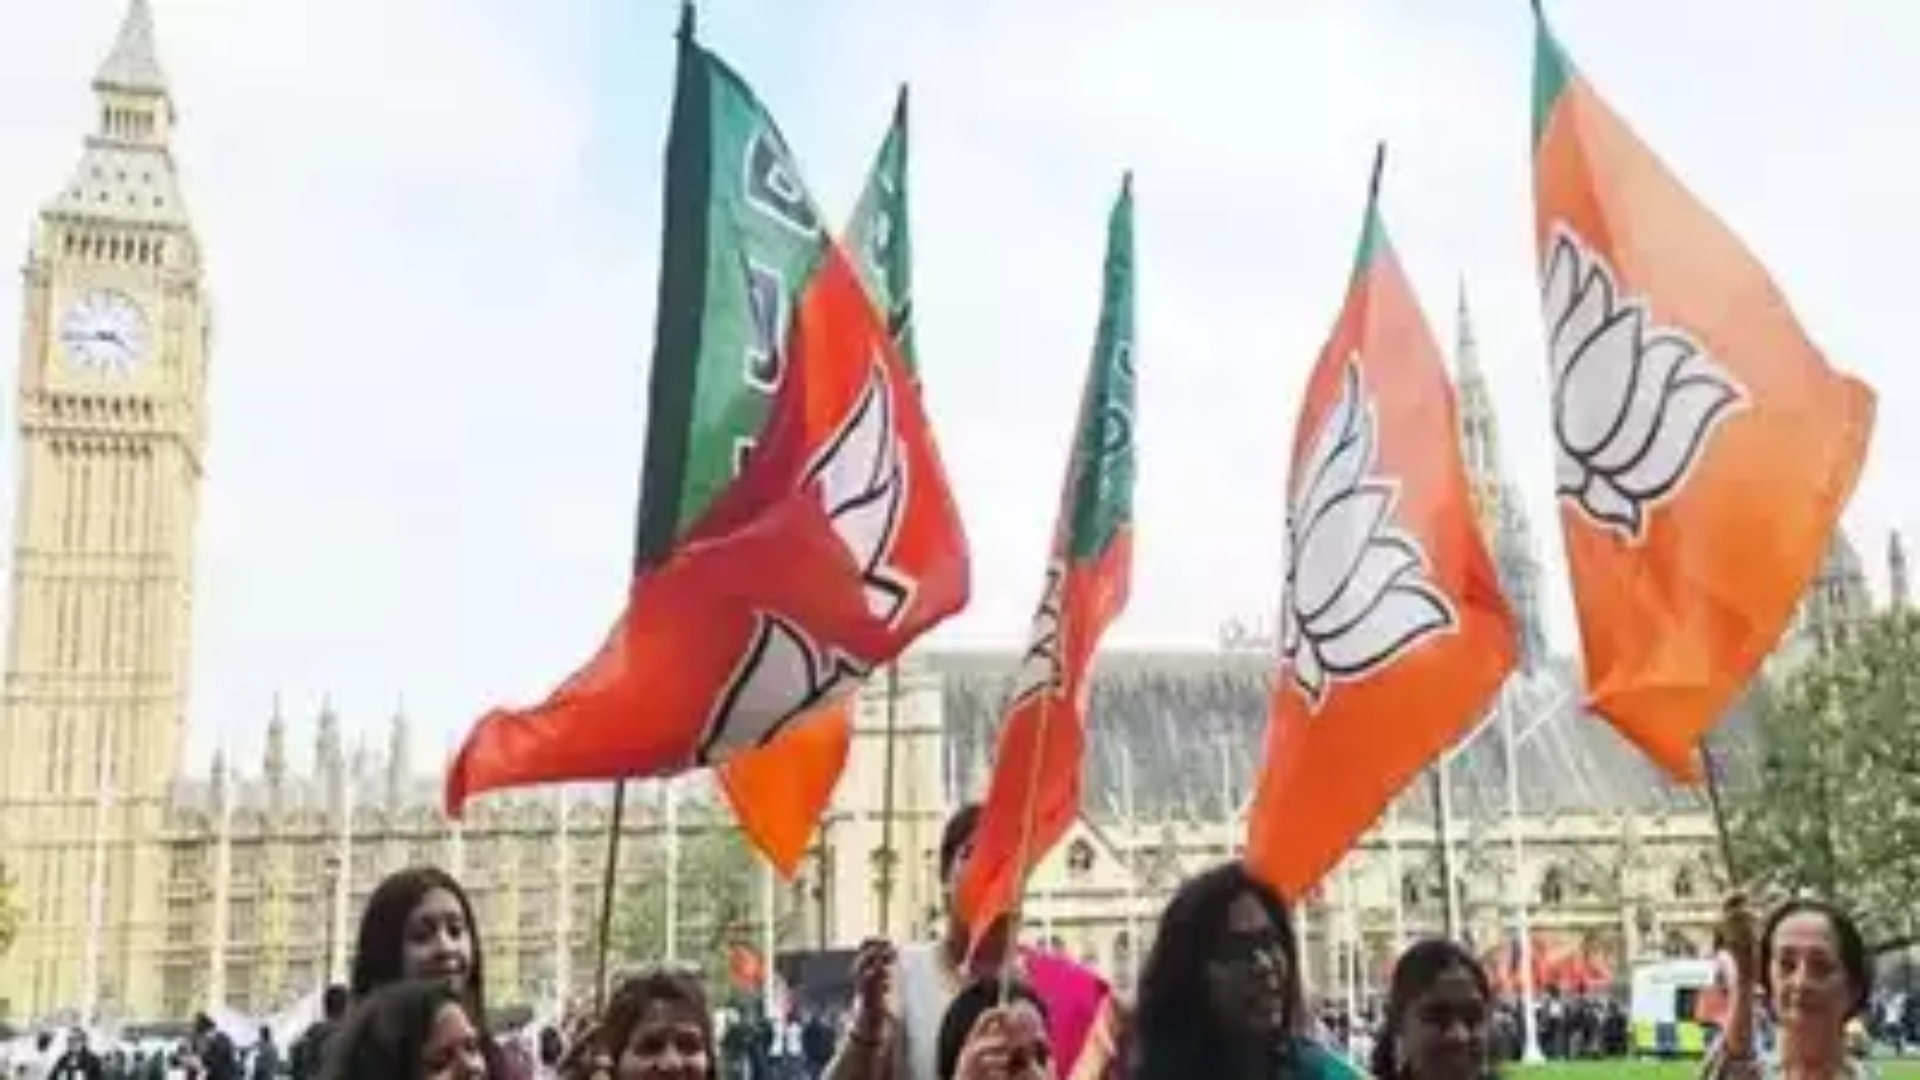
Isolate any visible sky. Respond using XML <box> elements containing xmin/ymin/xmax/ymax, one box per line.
<box><xmin>0</xmin><ymin>0</ymin><xmax>1914</xmax><ymax>774</ymax></box>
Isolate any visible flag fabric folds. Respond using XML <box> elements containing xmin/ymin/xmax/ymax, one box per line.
<box><xmin>446</xmin><ymin>15</ymin><xmax>969</xmax><ymax>825</ymax></box>
<box><xmin>719</xmin><ymin>85</ymin><xmax>920</xmax><ymax>874</ymax></box>
<box><xmin>1246</xmin><ymin>149</ymin><xmax>1516</xmax><ymax>902</ymax></box>
<box><xmin>1531</xmin><ymin>7</ymin><xmax>1875</xmax><ymax>777</ymax></box>
<box><xmin>955</xmin><ymin>177</ymin><xmax>1138</xmax><ymax>943</ymax></box>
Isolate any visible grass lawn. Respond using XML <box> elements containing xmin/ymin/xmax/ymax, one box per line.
<box><xmin>1514</xmin><ymin>1063</ymin><xmax>1920</xmax><ymax>1080</ymax></box>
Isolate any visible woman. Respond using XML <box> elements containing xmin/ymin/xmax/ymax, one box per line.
<box><xmin>321</xmin><ymin>978</ymin><xmax>488</xmax><ymax>1080</ymax></box>
<box><xmin>938</xmin><ymin>979</ymin><xmax>1054</xmax><ymax>1080</ymax></box>
<box><xmin>574</xmin><ymin>968</ymin><xmax>716</xmax><ymax>1080</ymax></box>
<box><xmin>1709</xmin><ymin>894</ymin><xmax>1875</xmax><ymax>1080</ymax></box>
<box><xmin>353</xmin><ymin>866</ymin><xmax>523</xmax><ymax>1080</ymax></box>
<box><xmin>1128</xmin><ymin>862</ymin><xmax>1359</xmax><ymax>1080</ymax></box>
<box><xmin>1370</xmin><ymin>939</ymin><xmax>1494</xmax><ymax>1080</ymax></box>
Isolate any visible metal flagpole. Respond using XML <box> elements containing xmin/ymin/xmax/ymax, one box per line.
<box><xmin>1434</xmin><ymin>758</ymin><xmax>1461</xmax><ymax>938</ymax></box>
<box><xmin>1340</xmin><ymin>859</ymin><xmax>1360</xmax><ymax>1049</ymax></box>
<box><xmin>663</xmin><ymin>778</ymin><xmax>681</xmax><ymax>962</ymax></box>
<box><xmin>1386</xmin><ymin>797</ymin><xmax>1407</xmax><ymax>951</ymax></box>
<box><xmin>761</xmin><ymin>856</ymin><xmax>779</xmax><ymax>1008</ymax></box>
<box><xmin>1500</xmin><ymin>684</ymin><xmax>1546</xmax><ymax>1062</ymax></box>
<box><xmin>1121</xmin><ymin>747</ymin><xmax>1141</xmax><ymax>988</ymax></box>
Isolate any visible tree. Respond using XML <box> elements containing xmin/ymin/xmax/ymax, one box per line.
<box><xmin>606</xmin><ymin>797</ymin><xmax>802</xmax><ymax>1000</ymax></box>
<box><xmin>1728</xmin><ymin>610</ymin><xmax>1920</xmax><ymax>945</ymax></box>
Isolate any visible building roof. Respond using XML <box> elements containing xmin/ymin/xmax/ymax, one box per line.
<box><xmin>94</xmin><ymin>0</ymin><xmax>169</xmax><ymax>96</ymax></box>
<box><xmin>930</xmin><ymin>649</ymin><xmax>1756</xmax><ymax>827</ymax></box>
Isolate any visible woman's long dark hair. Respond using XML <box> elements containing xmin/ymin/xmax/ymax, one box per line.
<box><xmin>351</xmin><ymin>866</ymin><xmax>515</xmax><ymax>1077</ymax></box>
<box><xmin>319</xmin><ymin>978</ymin><xmax>466</xmax><ymax>1080</ymax></box>
<box><xmin>1370</xmin><ymin>938</ymin><xmax>1492</xmax><ymax>1080</ymax></box>
<box><xmin>1130</xmin><ymin>862</ymin><xmax>1306</xmax><ymax>1080</ymax></box>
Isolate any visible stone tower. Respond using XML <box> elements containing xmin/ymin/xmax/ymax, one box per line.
<box><xmin>0</xmin><ymin>0</ymin><xmax>212</xmax><ymax>1019</ymax></box>
<box><xmin>1452</xmin><ymin>283</ymin><xmax>1546</xmax><ymax>669</ymax></box>
<box><xmin>815</xmin><ymin>660</ymin><xmax>950</xmax><ymax>947</ymax></box>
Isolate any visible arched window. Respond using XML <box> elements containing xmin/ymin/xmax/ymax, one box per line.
<box><xmin>1672</xmin><ymin>866</ymin><xmax>1696</xmax><ymax>900</ymax></box>
<box><xmin>1066</xmin><ymin>838</ymin><xmax>1096</xmax><ymax>879</ymax></box>
<box><xmin>1401</xmin><ymin>871</ymin><xmax>1424</xmax><ymax>909</ymax></box>
<box><xmin>1539</xmin><ymin>866</ymin><xmax>1567</xmax><ymax>907</ymax></box>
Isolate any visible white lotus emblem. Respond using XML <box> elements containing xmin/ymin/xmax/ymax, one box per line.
<box><xmin>1008</xmin><ymin>563</ymin><xmax>1065</xmax><ymax>706</ymax></box>
<box><xmin>1280</xmin><ymin>357</ymin><xmax>1456</xmax><ymax>710</ymax></box>
<box><xmin>697</xmin><ymin>358</ymin><xmax>917</xmax><ymax>760</ymax></box>
<box><xmin>1541</xmin><ymin>225</ymin><xmax>1747</xmax><ymax>543</ymax></box>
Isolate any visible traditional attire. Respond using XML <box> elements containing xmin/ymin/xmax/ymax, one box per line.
<box><xmin>890</xmin><ymin>944</ymin><xmax>1112</xmax><ymax>1080</ymax></box>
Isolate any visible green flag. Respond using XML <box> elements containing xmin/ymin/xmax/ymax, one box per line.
<box><xmin>634</xmin><ymin>7</ymin><xmax>835</xmax><ymax>563</ymax></box>
<box><xmin>845</xmin><ymin>86</ymin><xmax>916</xmax><ymax>373</ymax></box>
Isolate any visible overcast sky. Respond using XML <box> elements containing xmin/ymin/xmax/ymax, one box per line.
<box><xmin>0</xmin><ymin>0</ymin><xmax>1912</xmax><ymax>774</ymax></box>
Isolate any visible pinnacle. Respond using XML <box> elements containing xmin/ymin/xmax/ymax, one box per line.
<box><xmin>94</xmin><ymin>0</ymin><xmax>169</xmax><ymax>97</ymax></box>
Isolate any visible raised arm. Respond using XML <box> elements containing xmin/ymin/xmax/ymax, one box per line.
<box><xmin>824</xmin><ymin>939</ymin><xmax>904</xmax><ymax>1080</ymax></box>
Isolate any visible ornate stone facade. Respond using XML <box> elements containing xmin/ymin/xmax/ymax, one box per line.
<box><xmin>0</xmin><ymin>4</ymin><xmax>1893</xmax><ymax>1026</ymax></box>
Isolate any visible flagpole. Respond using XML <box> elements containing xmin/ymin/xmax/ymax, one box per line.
<box><xmin>665</xmin><ymin>778</ymin><xmax>682</xmax><ymax>962</ymax></box>
<box><xmin>1499</xmin><ymin>684</ymin><xmax>1545</xmax><ymax>1062</ymax></box>
<box><xmin>761</xmin><ymin>855</ymin><xmax>779</xmax><ymax>1007</ymax></box>
<box><xmin>591</xmin><ymin>0</ymin><xmax>701</xmax><ymax>1011</ymax></box>
<box><xmin>875</xmin><ymin>663</ymin><xmax>902</xmax><ymax>938</ymax></box>
<box><xmin>1001</xmin><ymin>660</ymin><xmax>1064</xmax><ymax>1004</ymax></box>
<box><xmin>1432</xmin><ymin>759</ymin><xmax>1461</xmax><ymax>938</ymax></box>
<box><xmin>1387</xmin><ymin>797</ymin><xmax>1407</xmax><ymax>951</ymax></box>
<box><xmin>1120</xmin><ymin>746</ymin><xmax>1141</xmax><ymax>989</ymax></box>
<box><xmin>1340</xmin><ymin>858</ymin><xmax>1360</xmax><ymax>1051</ymax></box>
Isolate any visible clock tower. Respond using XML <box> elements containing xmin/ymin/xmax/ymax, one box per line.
<box><xmin>0</xmin><ymin>0</ymin><xmax>211</xmax><ymax>1019</ymax></box>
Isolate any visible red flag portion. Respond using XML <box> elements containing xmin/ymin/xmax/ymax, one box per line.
<box><xmin>1246</xmin><ymin>150</ymin><xmax>1516</xmax><ymax>901</ymax></box>
<box><xmin>446</xmin><ymin>249</ymin><xmax>969</xmax><ymax>809</ymax></box>
<box><xmin>1531</xmin><ymin>8</ymin><xmax>1874</xmax><ymax>777</ymax></box>
<box><xmin>956</xmin><ymin>179</ymin><xmax>1137</xmax><ymax>943</ymax></box>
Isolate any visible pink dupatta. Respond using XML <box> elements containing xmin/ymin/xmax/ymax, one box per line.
<box><xmin>1023</xmin><ymin>950</ymin><xmax>1113</xmax><ymax>1077</ymax></box>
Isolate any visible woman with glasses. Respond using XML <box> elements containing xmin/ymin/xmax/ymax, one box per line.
<box><xmin>1127</xmin><ymin>862</ymin><xmax>1359</xmax><ymax>1080</ymax></box>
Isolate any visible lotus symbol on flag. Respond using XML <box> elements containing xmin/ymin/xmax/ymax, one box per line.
<box><xmin>699</xmin><ymin>359</ymin><xmax>917</xmax><ymax>760</ymax></box>
<box><xmin>1542</xmin><ymin>225</ymin><xmax>1748</xmax><ymax>543</ymax></box>
<box><xmin>808</xmin><ymin>355</ymin><xmax>916</xmax><ymax>623</ymax></box>
<box><xmin>1009</xmin><ymin>563</ymin><xmax>1066</xmax><ymax>707</ymax></box>
<box><xmin>1280</xmin><ymin>358</ymin><xmax>1456</xmax><ymax>710</ymax></box>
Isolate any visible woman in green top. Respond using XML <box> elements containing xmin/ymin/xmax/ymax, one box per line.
<box><xmin>1127</xmin><ymin>862</ymin><xmax>1361</xmax><ymax>1080</ymax></box>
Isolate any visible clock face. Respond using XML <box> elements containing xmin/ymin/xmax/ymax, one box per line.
<box><xmin>59</xmin><ymin>290</ymin><xmax>150</xmax><ymax>375</ymax></box>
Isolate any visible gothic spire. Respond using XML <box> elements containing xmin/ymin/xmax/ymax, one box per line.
<box><xmin>1451</xmin><ymin>280</ymin><xmax>1548</xmax><ymax>670</ymax></box>
<box><xmin>94</xmin><ymin>0</ymin><xmax>169</xmax><ymax>98</ymax></box>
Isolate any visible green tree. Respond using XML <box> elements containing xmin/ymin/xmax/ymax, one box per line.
<box><xmin>605</xmin><ymin>799</ymin><xmax>801</xmax><ymax>1001</ymax></box>
<box><xmin>1729</xmin><ymin>609</ymin><xmax>1920</xmax><ymax>945</ymax></box>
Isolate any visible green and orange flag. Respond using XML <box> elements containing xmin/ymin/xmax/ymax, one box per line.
<box><xmin>1531</xmin><ymin>6</ymin><xmax>1875</xmax><ymax>777</ymax></box>
<box><xmin>1246</xmin><ymin>149</ymin><xmax>1515</xmax><ymax>902</ymax></box>
<box><xmin>445</xmin><ymin>12</ymin><xmax>970</xmax><ymax>832</ymax></box>
<box><xmin>956</xmin><ymin>177</ymin><xmax>1136</xmax><ymax>942</ymax></box>
<box><xmin>718</xmin><ymin>85</ymin><xmax>921</xmax><ymax>873</ymax></box>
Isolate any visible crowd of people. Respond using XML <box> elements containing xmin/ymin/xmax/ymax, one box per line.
<box><xmin>2</xmin><ymin>803</ymin><xmax>1892</xmax><ymax>1080</ymax></box>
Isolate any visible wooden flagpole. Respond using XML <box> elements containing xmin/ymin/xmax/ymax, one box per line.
<box><xmin>875</xmin><ymin>663</ymin><xmax>904</xmax><ymax>938</ymax></box>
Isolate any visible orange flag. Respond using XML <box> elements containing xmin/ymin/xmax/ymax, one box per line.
<box><xmin>1532</xmin><ymin>6</ymin><xmax>1875</xmax><ymax>777</ymax></box>
<box><xmin>956</xmin><ymin>178</ymin><xmax>1138</xmax><ymax>942</ymax></box>
<box><xmin>1246</xmin><ymin>148</ymin><xmax>1516</xmax><ymax>901</ymax></box>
